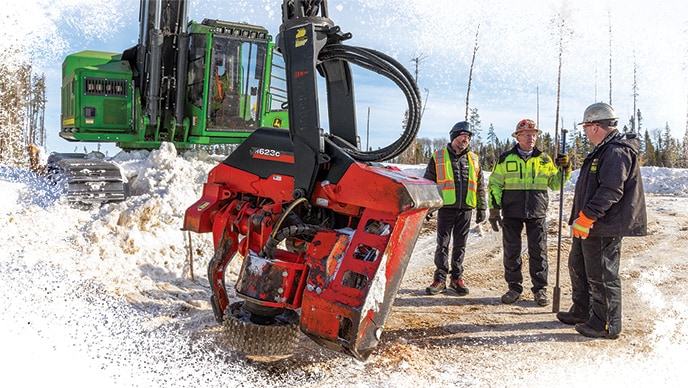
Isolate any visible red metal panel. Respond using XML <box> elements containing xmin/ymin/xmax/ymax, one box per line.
<box><xmin>236</xmin><ymin>251</ymin><xmax>308</xmax><ymax>308</ymax></box>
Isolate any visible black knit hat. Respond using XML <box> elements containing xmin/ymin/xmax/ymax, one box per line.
<box><xmin>450</xmin><ymin>121</ymin><xmax>473</xmax><ymax>141</ymax></box>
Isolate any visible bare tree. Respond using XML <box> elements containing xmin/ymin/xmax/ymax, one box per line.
<box><xmin>536</xmin><ymin>85</ymin><xmax>540</xmax><ymax>128</ymax></box>
<box><xmin>0</xmin><ymin>52</ymin><xmax>47</xmax><ymax>168</ymax></box>
<box><xmin>632</xmin><ymin>54</ymin><xmax>638</xmax><ymax>134</ymax></box>
<box><xmin>410</xmin><ymin>54</ymin><xmax>427</xmax><ymax>85</ymax></box>
<box><xmin>410</xmin><ymin>55</ymin><xmax>431</xmax><ymax>121</ymax></box>
<box><xmin>465</xmin><ymin>24</ymin><xmax>480</xmax><ymax>120</ymax></box>
<box><xmin>409</xmin><ymin>54</ymin><xmax>429</xmax><ymax>160</ymax></box>
<box><xmin>553</xmin><ymin>13</ymin><xmax>571</xmax><ymax>155</ymax></box>
<box><xmin>0</xmin><ymin>60</ymin><xmax>32</xmax><ymax>167</ymax></box>
<box><xmin>24</xmin><ymin>71</ymin><xmax>47</xmax><ymax>149</ymax></box>
<box><xmin>683</xmin><ymin>95</ymin><xmax>688</xmax><ymax>167</ymax></box>
<box><xmin>608</xmin><ymin>12</ymin><xmax>613</xmax><ymax>105</ymax></box>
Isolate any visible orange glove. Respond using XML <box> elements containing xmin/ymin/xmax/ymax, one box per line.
<box><xmin>572</xmin><ymin>211</ymin><xmax>595</xmax><ymax>239</ymax></box>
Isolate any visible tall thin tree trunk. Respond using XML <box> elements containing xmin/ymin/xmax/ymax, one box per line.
<box><xmin>632</xmin><ymin>56</ymin><xmax>638</xmax><ymax>134</ymax></box>
<box><xmin>554</xmin><ymin>18</ymin><xmax>565</xmax><ymax>155</ymax></box>
<box><xmin>608</xmin><ymin>13</ymin><xmax>613</xmax><ymax>105</ymax></box>
<box><xmin>465</xmin><ymin>24</ymin><xmax>480</xmax><ymax>121</ymax></box>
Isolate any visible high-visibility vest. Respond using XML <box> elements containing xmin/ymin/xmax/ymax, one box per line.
<box><xmin>488</xmin><ymin>151</ymin><xmax>565</xmax><ymax>212</ymax></box>
<box><xmin>496</xmin><ymin>153</ymin><xmax>559</xmax><ymax>191</ymax></box>
<box><xmin>433</xmin><ymin>148</ymin><xmax>479</xmax><ymax>206</ymax></box>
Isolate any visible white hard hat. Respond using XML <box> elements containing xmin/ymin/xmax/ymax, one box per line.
<box><xmin>578</xmin><ymin>102</ymin><xmax>618</xmax><ymax>125</ymax></box>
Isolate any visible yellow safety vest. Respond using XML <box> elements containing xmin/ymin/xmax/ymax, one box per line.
<box><xmin>433</xmin><ymin>148</ymin><xmax>479</xmax><ymax>206</ymax></box>
<box><xmin>488</xmin><ymin>151</ymin><xmax>566</xmax><ymax>210</ymax></box>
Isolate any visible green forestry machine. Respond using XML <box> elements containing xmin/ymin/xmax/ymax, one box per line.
<box><xmin>52</xmin><ymin>0</ymin><xmax>289</xmax><ymax>204</ymax></box>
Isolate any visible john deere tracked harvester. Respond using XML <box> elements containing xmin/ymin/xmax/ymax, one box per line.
<box><xmin>54</xmin><ymin>0</ymin><xmax>289</xmax><ymax>204</ymax></box>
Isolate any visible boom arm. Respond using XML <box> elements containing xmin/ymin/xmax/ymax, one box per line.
<box><xmin>278</xmin><ymin>0</ymin><xmax>424</xmax><ymax>198</ymax></box>
<box><xmin>135</xmin><ymin>0</ymin><xmax>189</xmax><ymax>129</ymax></box>
<box><xmin>278</xmin><ymin>0</ymin><xmax>343</xmax><ymax>199</ymax></box>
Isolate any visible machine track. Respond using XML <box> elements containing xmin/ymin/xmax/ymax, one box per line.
<box><xmin>222</xmin><ymin>301</ymin><xmax>300</xmax><ymax>360</ymax></box>
<box><xmin>47</xmin><ymin>152</ymin><xmax>127</xmax><ymax>205</ymax></box>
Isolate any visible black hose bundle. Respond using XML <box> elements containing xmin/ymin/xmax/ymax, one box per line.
<box><xmin>318</xmin><ymin>44</ymin><xmax>422</xmax><ymax>162</ymax></box>
<box><xmin>260</xmin><ymin>224</ymin><xmax>320</xmax><ymax>258</ymax></box>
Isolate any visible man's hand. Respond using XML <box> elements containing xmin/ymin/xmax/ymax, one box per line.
<box><xmin>488</xmin><ymin>208</ymin><xmax>503</xmax><ymax>232</ymax></box>
<box><xmin>556</xmin><ymin>154</ymin><xmax>572</xmax><ymax>173</ymax></box>
<box><xmin>572</xmin><ymin>211</ymin><xmax>595</xmax><ymax>239</ymax></box>
<box><xmin>475</xmin><ymin>209</ymin><xmax>486</xmax><ymax>224</ymax></box>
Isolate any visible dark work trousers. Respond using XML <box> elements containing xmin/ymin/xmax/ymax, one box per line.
<box><xmin>502</xmin><ymin>217</ymin><xmax>548</xmax><ymax>294</ymax></box>
<box><xmin>433</xmin><ymin>207</ymin><xmax>472</xmax><ymax>283</ymax></box>
<box><xmin>568</xmin><ymin>236</ymin><xmax>623</xmax><ymax>336</ymax></box>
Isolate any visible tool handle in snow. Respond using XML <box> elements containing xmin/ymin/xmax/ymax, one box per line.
<box><xmin>552</xmin><ymin>128</ymin><xmax>568</xmax><ymax>313</ymax></box>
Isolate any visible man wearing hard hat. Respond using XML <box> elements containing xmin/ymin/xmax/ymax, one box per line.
<box><xmin>488</xmin><ymin>119</ymin><xmax>571</xmax><ymax>307</ymax></box>
<box><xmin>556</xmin><ymin>102</ymin><xmax>647</xmax><ymax>340</ymax></box>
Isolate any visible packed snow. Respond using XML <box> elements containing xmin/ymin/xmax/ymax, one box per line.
<box><xmin>1</xmin><ymin>144</ymin><xmax>687</xmax><ymax>386</ymax></box>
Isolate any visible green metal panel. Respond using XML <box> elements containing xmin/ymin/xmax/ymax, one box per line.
<box><xmin>60</xmin><ymin>21</ymin><xmax>289</xmax><ymax>151</ymax></box>
<box><xmin>60</xmin><ymin>52</ymin><xmax>134</xmax><ymax>142</ymax></box>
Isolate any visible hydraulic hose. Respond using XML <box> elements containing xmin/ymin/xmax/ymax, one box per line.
<box><xmin>318</xmin><ymin>44</ymin><xmax>422</xmax><ymax>162</ymax></box>
<box><xmin>260</xmin><ymin>224</ymin><xmax>320</xmax><ymax>258</ymax></box>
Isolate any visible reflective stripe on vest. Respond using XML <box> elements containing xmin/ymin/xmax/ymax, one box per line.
<box><xmin>434</xmin><ymin>148</ymin><xmax>456</xmax><ymax>205</ymax></box>
<box><xmin>501</xmin><ymin>154</ymin><xmax>552</xmax><ymax>191</ymax></box>
<box><xmin>433</xmin><ymin>149</ymin><xmax>479</xmax><ymax>207</ymax></box>
<box><xmin>466</xmin><ymin>152</ymin><xmax>478</xmax><ymax>206</ymax></box>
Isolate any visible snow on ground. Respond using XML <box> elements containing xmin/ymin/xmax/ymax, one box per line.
<box><xmin>1</xmin><ymin>145</ymin><xmax>688</xmax><ymax>386</ymax></box>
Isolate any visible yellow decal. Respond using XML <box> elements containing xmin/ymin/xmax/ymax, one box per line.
<box><xmin>272</xmin><ymin>117</ymin><xmax>283</xmax><ymax>128</ymax></box>
<box><xmin>295</xmin><ymin>27</ymin><xmax>308</xmax><ymax>47</ymax></box>
<box><xmin>590</xmin><ymin>158</ymin><xmax>599</xmax><ymax>173</ymax></box>
<box><xmin>197</xmin><ymin>201</ymin><xmax>210</xmax><ymax>211</ymax></box>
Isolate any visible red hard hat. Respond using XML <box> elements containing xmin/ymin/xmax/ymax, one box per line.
<box><xmin>512</xmin><ymin>119</ymin><xmax>542</xmax><ymax>138</ymax></box>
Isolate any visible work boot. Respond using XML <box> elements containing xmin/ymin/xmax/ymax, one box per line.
<box><xmin>501</xmin><ymin>289</ymin><xmax>521</xmax><ymax>304</ymax></box>
<box><xmin>449</xmin><ymin>279</ymin><xmax>469</xmax><ymax>296</ymax></box>
<box><xmin>534</xmin><ymin>289</ymin><xmax>550</xmax><ymax>307</ymax></box>
<box><xmin>426</xmin><ymin>281</ymin><xmax>446</xmax><ymax>295</ymax></box>
<box><xmin>575</xmin><ymin>323</ymin><xmax>620</xmax><ymax>340</ymax></box>
<box><xmin>556</xmin><ymin>310</ymin><xmax>587</xmax><ymax>325</ymax></box>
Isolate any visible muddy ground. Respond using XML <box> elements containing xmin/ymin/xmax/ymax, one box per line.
<box><xmin>226</xmin><ymin>193</ymin><xmax>687</xmax><ymax>386</ymax></box>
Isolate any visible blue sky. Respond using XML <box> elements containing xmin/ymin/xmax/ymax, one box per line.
<box><xmin>6</xmin><ymin>0</ymin><xmax>687</xmax><ymax>154</ymax></box>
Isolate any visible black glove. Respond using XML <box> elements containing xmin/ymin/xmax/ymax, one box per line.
<box><xmin>556</xmin><ymin>154</ymin><xmax>572</xmax><ymax>173</ymax></box>
<box><xmin>488</xmin><ymin>208</ymin><xmax>503</xmax><ymax>232</ymax></box>
<box><xmin>425</xmin><ymin>210</ymin><xmax>435</xmax><ymax>221</ymax></box>
<box><xmin>475</xmin><ymin>209</ymin><xmax>486</xmax><ymax>224</ymax></box>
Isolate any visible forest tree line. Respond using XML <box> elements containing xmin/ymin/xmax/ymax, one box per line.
<box><xmin>395</xmin><ymin>14</ymin><xmax>688</xmax><ymax>172</ymax></box>
<box><xmin>392</xmin><ymin>107</ymin><xmax>688</xmax><ymax>172</ymax></box>
<box><xmin>0</xmin><ymin>58</ymin><xmax>47</xmax><ymax>169</ymax></box>
<box><xmin>1</xmin><ymin>61</ymin><xmax>687</xmax><ymax>173</ymax></box>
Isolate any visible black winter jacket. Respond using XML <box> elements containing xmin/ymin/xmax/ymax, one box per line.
<box><xmin>569</xmin><ymin>130</ymin><xmax>647</xmax><ymax>237</ymax></box>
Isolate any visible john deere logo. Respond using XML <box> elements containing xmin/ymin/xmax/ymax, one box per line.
<box><xmin>272</xmin><ymin>118</ymin><xmax>283</xmax><ymax>128</ymax></box>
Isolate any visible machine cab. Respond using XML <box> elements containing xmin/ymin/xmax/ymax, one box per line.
<box><xmin>186</xmin><ymin>19</ymin><xmax>289</xmax><ymax>143</ymax></box>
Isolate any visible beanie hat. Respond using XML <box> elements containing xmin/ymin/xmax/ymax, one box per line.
<box><xmin>450</xmin><ymin>121</ymin><xmax>473</xmax><ymax>141</ymax></box>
